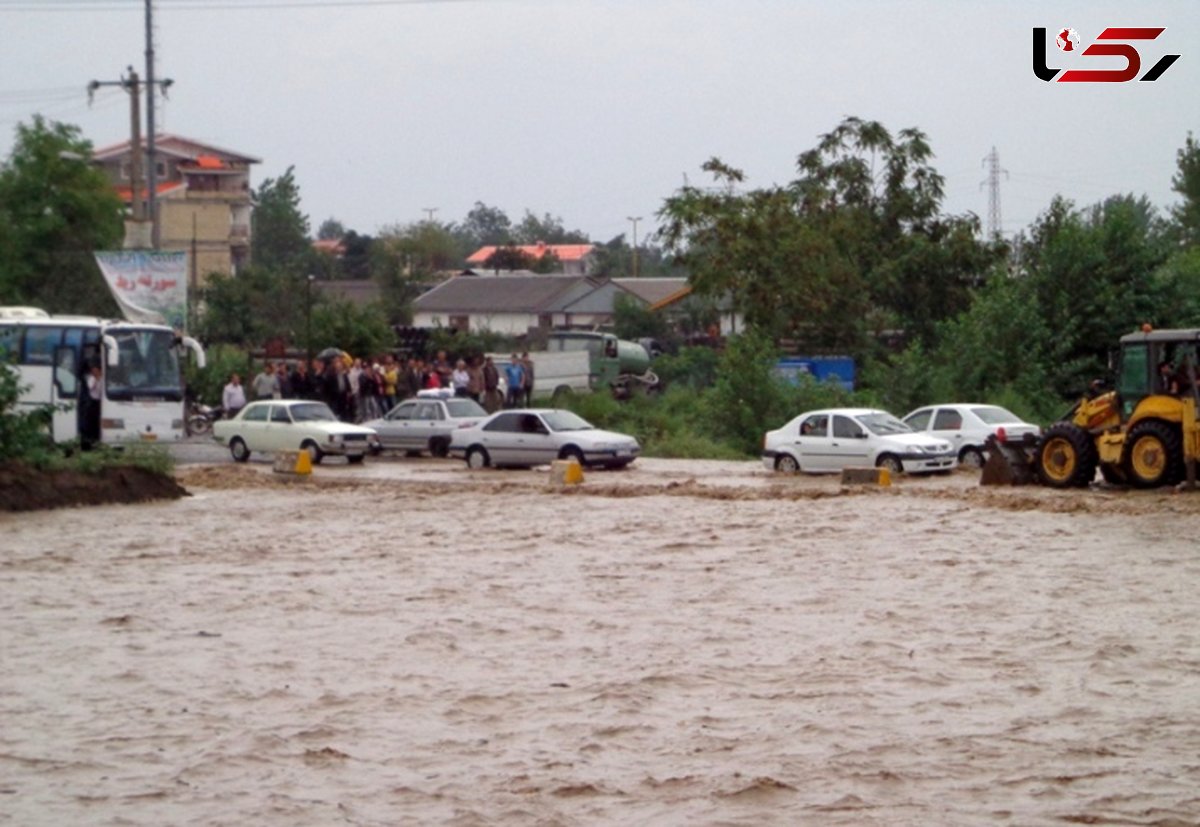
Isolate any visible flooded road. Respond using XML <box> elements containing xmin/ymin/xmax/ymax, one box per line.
<box><xmin>2</xmin><ymin>459</ymin><xmax>1199</xmax><ymax>825</ymax></box>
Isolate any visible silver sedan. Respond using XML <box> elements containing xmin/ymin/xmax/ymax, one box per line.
<box><xmin>449</xmin><ymin>409</ymin><xmax>640</xmax><ymax>469</ymax></box>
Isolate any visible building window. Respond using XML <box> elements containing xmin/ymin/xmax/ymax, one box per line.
<box><xmin>155</xmin><ymin>161</ymin><xmax>168</xmax><ymax>180</ymax></box>
<box><xmin>120</xmin><ymin>162</ymin><xmax>130</xmax><ymax>180</ymax></box>
<box><xmin>449</xmin><ymin>315</ymin><xmax>469</xmax><ymax>332</ymax></box>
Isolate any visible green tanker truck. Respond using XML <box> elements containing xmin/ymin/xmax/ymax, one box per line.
<box><xmin>545</xmin><ymin>331</ymin><xmax>659</xmax><ymax>399</ymax></box>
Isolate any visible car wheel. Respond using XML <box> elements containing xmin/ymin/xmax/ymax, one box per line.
<box><xmin>466</xmin><ymin>446</ymin><xmax>490</xmax><ymax>469</ymax></box>
<box><xmin>876</xmin><ymin>454</ymin><xmax>903</xmax><ymax>475</ymax></box>
<box><xmin>775</xmin><ymin>453</ymin><xmax>800</xmax><ymax>474</ymax></box>
<box><xmin>959</xmin><ymin>446</ymin><xmax>985</xmax><ymax>468</ymax></box>
<box><xmin>559</xmin><ymin>446</ymin><xmax>586</xmax><ymax>467</ymax></box>
<box><xmin>429</xmin><ymin>437</ymin><xmax>450</xmax><ymax>458</ymax></box>
<box><xmin>347</xmin><ymin>454</ymin><xmax>365</xmax><ymax>465</ymax></box>
<box><xmin>230</xmin><ymin>437</ymin><xmax>250</xmax><ymax>463</ymax></box>
<box><xmin>302</xmin><ymin>440</ymin><xmax>325</xmax><ymax>466</ymax></box>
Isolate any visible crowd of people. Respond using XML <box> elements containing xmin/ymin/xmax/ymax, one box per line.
<box><xmin>221</xmin><ymin>350</ymin><xmax>538</xmax><ymax>422</ymax></box>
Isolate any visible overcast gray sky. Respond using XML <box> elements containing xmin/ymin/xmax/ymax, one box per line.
<box><xmin>1</xmin><ymin>0</ymin><xmax>1196</xmax><ymax>244</ymax></box>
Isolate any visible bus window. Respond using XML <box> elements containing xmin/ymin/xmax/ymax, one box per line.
<box><xmin>22</xmin><ymin>327</ymin><xmax>64</xmax><ymax>366</ymax></box>
<box><xmin>54</xmin><ymin>346</ymin><xmax>78</xmax><ymax>397</ymax></box>
<box><xmin>0</xmin><ymin>324</ymin><xmax>17</xmax><ymax>361</ymax></box>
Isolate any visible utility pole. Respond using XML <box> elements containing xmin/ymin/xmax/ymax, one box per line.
<box><xmin>145</xmin><ymin>0</ymin><xmax>159</xmax><ymax>249</ymax></box>
<box><xmin>422</xmin><ymin>207</ymin><xmax>439</xmax><ymax>223</ymax></box>
<box><xmin>980</xmin><ymin>146</ymin><xmax>1008</xmax><ymax>240</ymax></box>
<box><xmin>627</xmin><ymin>216</ymin><xmax>642</xmax><ymax>278</ymax></box>
<box><xmin>89</xmin><ymin>67</ymin><xmax>150</xmax><ymax>246</ymax></box>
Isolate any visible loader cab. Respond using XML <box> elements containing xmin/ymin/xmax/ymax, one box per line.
<box><xmin>1116</xmin><ymin>329</ymin><xmax>1200</xmax><ymax>418</ymax></box>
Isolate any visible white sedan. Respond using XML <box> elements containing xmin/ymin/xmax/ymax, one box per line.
<box><xmin>902</xmin><ymin>404</ymin><xmax>1041</xmax><ymax>467</ymax></box>
<box><xmin>761</xmin><ymin>408</ymin><xmax>955</xmax><ymax>475</ymax></box>
<box><xmin>212</xmin><ymin>400</ymin><xmax>377</xmax><ymax>464</ymax></box>
<box><xmin>363</xmin><ymin>392</ymin><xmax>487</xmax><ymax>457</ymax></box>
<box><xmin>449</xmin><ymin>409</ymin><xmax>640</xmax><ymax>469</ymax></box>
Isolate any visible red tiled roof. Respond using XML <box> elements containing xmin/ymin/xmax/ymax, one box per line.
<box><xmin>312</xmin><ymin>239</ymin><xmax>345</xmax><ymax>255</ymax></box>
<box><xmin>466</xmin><ymin>243</ymin><xmax>595</xmax><ymax>264</ymax></box>
<box><xmin>114</xmin><ymin>181</ymin><xmax>185</xmax><ymax>201</ymax></box>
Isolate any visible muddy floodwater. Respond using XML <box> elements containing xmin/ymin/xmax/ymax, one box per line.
<box><xmin>2</xmin><ymin>458</ymin><xmax>1200</xmax><ymax>825</ymax></box>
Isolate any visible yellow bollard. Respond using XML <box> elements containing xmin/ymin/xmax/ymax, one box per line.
<box><xmin>549</xmin><ymin>458</ymin><xmax>584</xmax><ymax>486</ymax></box>
<box><xmin>294</xmin><ymin>450</ymin><xmax>313</xmax><ymax>475</ymax></box>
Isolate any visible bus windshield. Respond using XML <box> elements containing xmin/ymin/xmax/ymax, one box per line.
<box><xmin>105</xmin><ymin>328</ymin><xmax>183</xmax><ymax>401</ymax></box>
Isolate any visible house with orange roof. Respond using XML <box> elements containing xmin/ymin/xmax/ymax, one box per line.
<box><xmin>91</xmin><ymin>134</ymin><xmax>259</xmax><ymax>284</ymax></box>
<box><xmin>465</xmin><ymin>241</ymin><xmax>597</xmax><ymax>275</ymax></box>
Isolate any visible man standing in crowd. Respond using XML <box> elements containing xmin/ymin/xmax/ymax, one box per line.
<box><xmin>252</xmin><ymin>362</ymin><xmax>278</xmax><ymax>401</ymax></box>
<box><xmin>483</xmin><ymin>356</ymin><xmax>500</xmax><ymax>412</ymax></box>
<box><xmin>520</xmin><ymin>352</ymin><xmax>535</xmax><ymax>406</ymax></box>
<box><xmin>504</xmin><ymin>354</ymin><xmax>525</xmax><ymax>409</ymax></box>
<box><xmin>222</xmin><ymin>372</ymin><xmax>246</xmax><ymax>419</ymax></box>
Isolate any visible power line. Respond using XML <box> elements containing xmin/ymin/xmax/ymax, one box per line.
<box><xmin>0</xmin><ymin>0</ymin><xmax>478</xmax><ymax>10</ymax></box>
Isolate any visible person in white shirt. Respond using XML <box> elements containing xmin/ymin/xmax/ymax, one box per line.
<box><xmin>222</xmin><ymin>373</ymin><xmax>247</xmax><ymax>418</ymax></box>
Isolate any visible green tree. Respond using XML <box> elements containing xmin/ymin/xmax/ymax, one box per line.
<box><xmin>317</xmin><ymin>217</ymin><xmax>345</xmax><ymax>241</ymax></box>
<box><xmin>612</xmin><ymin>292</ymin><xmax>671</xmax><ymax>341</ymax></box>
<box><xmin>1017</xmin><ymin>194</ymin><xmax>1171</xmax><ymax>398</ymax></box>
<box><xmin>1171</xmin><ymin>132</ymin><xmax>1200</xmax><ymax>248</ymax></box>
<box><xmin>309</xmin><ymin>299</ymin><xmax>392</xmax><ymax>358</ymax></box>
<box><xmin>0</xmin><ymin>116</ymin><xmax>124</xmax><ymax>314</ymax></box>
<box><xmin>457</xmin><ymin>201</ymin><xmax>513</xmax><ymax>249</ymax></box>
<box><xmin>251</xmin><ymin>166</ymin><xmax>313</xmax><ymax>274</ymax></box>
<box><xmin>482</xmin><ymin>245</ymin><xmax>534</xmax><ymax>272</ymax></box>
<box><xmin>660</xmin><ymin>118</ymin><xmax>1001</xmax><ymax>357</ymax></box>
<box><xmin>512</xmin><ymin>210</ymin><xmax>589</xmax><ymax>244</ymax></box>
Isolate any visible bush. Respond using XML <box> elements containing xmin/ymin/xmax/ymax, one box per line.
<box><xmin>185</xmin><ymin>344</ymin><xmax>254</xmax><ymax>406</ymax></box>
<box><xmin>654</xmin><ymin>346</ymin><xmax>719</xmax><ymax>390</ymax></box>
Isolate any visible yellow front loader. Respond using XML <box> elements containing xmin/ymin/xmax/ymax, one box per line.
<box><xmin>987</xmin><ymin>327</ymin><xmax>1200</xmax><ymax>489</ymax></box>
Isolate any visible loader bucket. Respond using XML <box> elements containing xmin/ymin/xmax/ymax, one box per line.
<box><xmin>980</xmin><ymin>433</ymin><xmax>1038</xmax><ymax>486</ymax></box>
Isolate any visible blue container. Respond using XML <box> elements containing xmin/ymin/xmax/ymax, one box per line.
<box><xmin>774</xmin><ymin>356</ymin><xmax>855</xmax><ymax>391</ymax></box>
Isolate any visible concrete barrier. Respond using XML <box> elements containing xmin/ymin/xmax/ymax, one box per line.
<box><xmin>549</xmin><ymin>458</ymin><xmax>584</xmax><ymax>487</ymax></box>
<box><xmin>840</xmin><ymin>466</ymin><xmax>891</xmax><ymax>486</ymax></box>
<box><xmin>273</xmin><ymin>450</ymin><xmax>313</xmax><ymax>476</ymax></box>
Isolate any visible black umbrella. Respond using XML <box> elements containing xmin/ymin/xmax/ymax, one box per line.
<box><xmin>316</xmin><ymin>347</ymin><xmax>345</xmax><ymax>361</ymax></box>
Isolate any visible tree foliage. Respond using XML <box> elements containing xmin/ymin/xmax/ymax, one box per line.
<box><xmin>1171</xmin><ymin>132</ymin><xmax>1200</xmax><ymax>248</ymax></box>
<box><xmin>251</xmin><ymin>166</ymin><xmax>313</xmax><ymax>274</ymax></box>
<box><xmin>0</xmin><ymin>116</ymin><xmax>124</xmax><ymax>314</ymax></box>
<box><xmin>660</xmin><ymin>118</ymin><xmax>1001</xmax><ymax>358</ymax></box>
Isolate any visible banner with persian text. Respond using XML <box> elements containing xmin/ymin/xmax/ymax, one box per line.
<box><xmin>94</xmin><ymin>251</ymin><xmax>187</xmax><ymax>329</ymax></box>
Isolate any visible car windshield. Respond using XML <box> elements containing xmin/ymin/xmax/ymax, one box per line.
<box><xmin>290</xmin><ymin>402</ymin><xmax>338</xmax><ymax>422</ymax></box>
<box><xmin>541</xmin><ymin>410</ymin><xmax>594</xmax><ymax>432</ymax></box>
<box><xmin>970</xmin><ymin>406</ymin><xmax>1021</xmax><ymax>425</ymax></box>
<box><xmin>446</xmin><ymin>399</ymin><xmax>486</xmax><ymax>417</ymax></box>
<box><xmin>855</xmin><ymin>412</ymin><xmax>912</xmax><ymax>435</ymax></box>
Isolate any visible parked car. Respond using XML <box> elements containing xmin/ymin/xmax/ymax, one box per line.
<box><xmin>449</xmin><ymin>408</ymin><xmax>640</xmax><ymax>469</ymax></box>
<box><xmin>363</xmin><ymin>391</ymin><xmax>488</xmax><ymax>457</ymax></box>
<box><xmin>761</xmin><ymin>407</ymin><xmax>955</xmax><ymax>475</ymax></box>
<box><xmin>212</xmin><ymin>400</ymin><xmax>377</xmax><ymax>464</ymax></box>
<box><xmin>901</xmin><ymin>404</ymin><xmax>1041</xmax><ymax>468</ymax></box>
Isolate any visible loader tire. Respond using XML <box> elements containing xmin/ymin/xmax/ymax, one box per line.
<box><xmin>1122</xmin><ymin>420</ymin><xmax>1183</xmax><ymax>489</ymax></box>
<box><xmin>1035</xmin><ymin>422</ymin><xmax>1097</xmax><ymax>488</ymax></box>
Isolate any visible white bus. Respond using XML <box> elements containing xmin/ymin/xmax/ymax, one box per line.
<box><xmin>0</xmin><ymin>306</ymin><xmax>205</xmax><ymax>445</ymax></box>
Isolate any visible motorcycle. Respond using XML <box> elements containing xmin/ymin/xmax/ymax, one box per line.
<box><xmin>186</xmin><ymin>402</ymin><xmax>223</xmax><ymax>437</ymax></box>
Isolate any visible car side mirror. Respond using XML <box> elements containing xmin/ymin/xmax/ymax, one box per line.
<box><xmin>855</xmin><ymin>432</ymin><xmax>868</xmax><ymax>439</ymax></box>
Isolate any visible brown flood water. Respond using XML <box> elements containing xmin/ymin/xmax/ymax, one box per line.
<box><xmin>2</xmin><ymin>458</ymin><xmax>1200</xmax><ymax>826</ymax></box>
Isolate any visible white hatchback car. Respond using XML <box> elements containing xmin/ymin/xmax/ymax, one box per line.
<box><xmin>761</xmin><ymin>408</ymin><xmax>955</xmax><ymax>475</ymax></box>
<box><xmin>902</xmin><ymin>404</ymin><xmax>1041</xmax><ymax>468</ymax></box>
<box><xmin>449</xmin><ymin>409</ymin><xmax>640</xmax><ymax>469</ymax></box>
<box><xmin>212</xmin><ymin>400</ymin><xmax>377</xmax><ymax>464</ymax></box>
